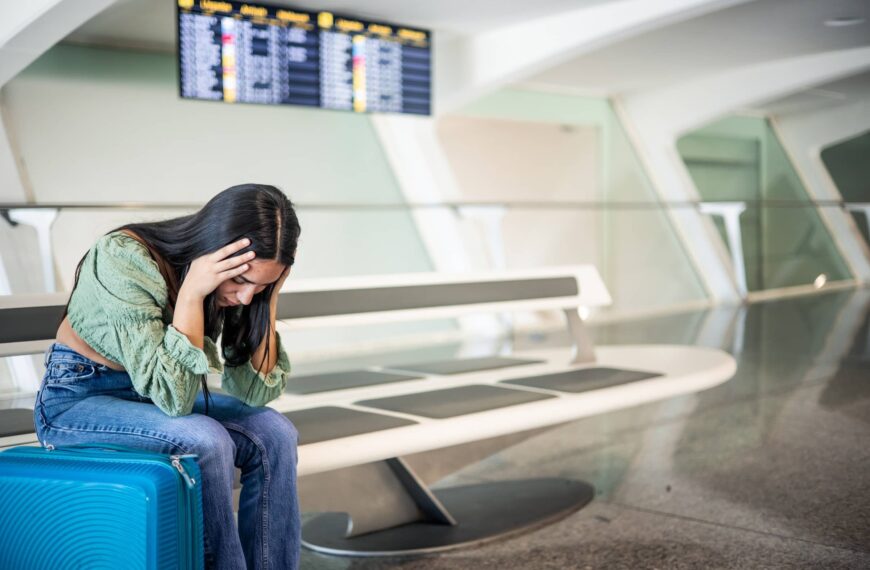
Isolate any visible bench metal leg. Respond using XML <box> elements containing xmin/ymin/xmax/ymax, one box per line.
<box><xmin>564</xmin><ymin>308</ymin><xmax>596</xmax><ymax>364</ymax></box>
<box><xmin>300</xmin><ymin>430</ymin><xmax>594</xmax><ymax>556</ymax></box>
<box><xmin>384</xmin><ymin>457</ymin><xmax>457</xmax><ymax>527</ymax></box>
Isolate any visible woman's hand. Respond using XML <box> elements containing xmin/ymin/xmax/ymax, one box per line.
<box><xmin>180</xmin><ymin>238</ymin><xmax>255</xmax><ymax>301</ymax></box>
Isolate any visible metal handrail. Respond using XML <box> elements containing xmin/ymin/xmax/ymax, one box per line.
<box><xmin>2</xmin><ymin>199</ymin><xmax>867</xmax><ymax>300</ymax></box>
<box><xmin>0</xmin><ymin>199</ymin><xmax>865</xmax><ymax>212</ymax></box>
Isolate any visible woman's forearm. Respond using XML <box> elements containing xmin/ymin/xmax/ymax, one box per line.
<box><xmin>173</xmin><ymin>289</ymin><xmax>205</xmax><ymax>349</ymax></box>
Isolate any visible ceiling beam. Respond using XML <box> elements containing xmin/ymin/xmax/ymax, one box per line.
<box><xmin>434</xmin><ymin>0</ymin><xmax>751</xmax><ymax>115</ymax></box>
<box><xmin>0</xmin><ymin>0</ymin><xmax>118</xmax><ymax>89</ymax></box>
<box><xmin>622</xmin><ymin>47</ymin><xmax>870</xmax><ymax>140</ymax></box>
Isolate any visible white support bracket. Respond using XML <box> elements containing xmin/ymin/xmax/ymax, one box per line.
<box><xmin>698</xmin><ymin>202</ymin><xmax>748</xmax><ymax>298</ymax></box>
<box><xmin>6</xmin><ymin>208</ymin><xmax>59</xmax><ymax>293</ymax></box>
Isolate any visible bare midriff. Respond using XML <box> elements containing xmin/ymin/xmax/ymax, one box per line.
<box><xmin>56</xmin><ymin>316</ymin><xmax>127</xmax><ymax>371</ymax></box>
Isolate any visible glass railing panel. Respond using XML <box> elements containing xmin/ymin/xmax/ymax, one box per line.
<box><xmin>748</xmin><ymin>203</ymin><xmax>851</xmax><ymax>291</ymax></box>
<box><xmin>699</xmin><ymin>202</ymin><xmax>853</xmax><ymax>293</ymax></box>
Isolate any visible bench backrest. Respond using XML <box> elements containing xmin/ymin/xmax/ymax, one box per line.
<box><xmin>0</xmin><ymin>265</ymin><xmax>609</xmax><ymax>356</ymax></box>
<box><xmin>277</xmin><ymin>265</ymin><xmax>610</xmax><ymax>328</ymax></box>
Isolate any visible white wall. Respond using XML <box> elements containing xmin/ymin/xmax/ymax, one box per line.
<box><xmin>2</xmin><ymin>44</ymin><xmax>435</xmax><ymax>284</ymax></box>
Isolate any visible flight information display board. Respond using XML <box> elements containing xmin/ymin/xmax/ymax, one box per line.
<box><xmin>177</xmin><ymin>0</ymin><xmax>431</xmax><ymax>115</ymax></box>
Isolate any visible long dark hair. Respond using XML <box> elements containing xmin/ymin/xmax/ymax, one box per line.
<box><xmin>63</xmin><ymin>184</ymin><xmax>301</xmax><ymax>412</ymax></box>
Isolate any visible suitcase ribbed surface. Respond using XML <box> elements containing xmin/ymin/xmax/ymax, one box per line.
<box><xmin>0</xmin><ymin>446</ymin><xmax>203</xmax><ymax>570</ymax></box>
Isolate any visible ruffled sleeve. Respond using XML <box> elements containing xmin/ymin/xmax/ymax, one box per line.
<box><xmin>220</xmin><ymin>331</ymin><xmax>291</xmax><ymax>407</ymax></box>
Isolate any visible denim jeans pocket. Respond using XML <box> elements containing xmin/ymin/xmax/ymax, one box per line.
<box><xmin>45</xmin><ymin>361</ymin><xmax>98</xmax><ymax>384</ymax></box>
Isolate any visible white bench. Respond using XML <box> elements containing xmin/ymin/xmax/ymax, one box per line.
<box><xmin>0</xmin><ymin>265</ymin><xmax>736</xmax><ymax>556</ymax></box>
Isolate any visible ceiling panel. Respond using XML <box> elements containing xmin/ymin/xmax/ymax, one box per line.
<box><xmin>526</xmin><ymin>0</ymin><xmax>870</xmax><ymax>95</ymax></box>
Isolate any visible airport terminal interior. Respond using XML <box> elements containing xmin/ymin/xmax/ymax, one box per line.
<box><xmin>0</xmin><ymin>0</ymin><xmax>869</xmax><ymax>568</ymax></box>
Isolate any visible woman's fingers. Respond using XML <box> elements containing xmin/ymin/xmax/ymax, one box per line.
<box><xmin>219</xmin><ymin>263</ymin><xmax>249</xmax><ymax>278</ymax></box>
<box><xmin>212</xmin><ymin>237</ymin><xmax>251</xmax><ymax>261</ymax></box>
<box><xmin>182</xmin><ymin>239</ymin><xmax>253</xmax><ymax>299</ymax></box>
<box><xmin>216</xmin><ymin>250</ymin><xmax>255</xmax><ymax>272</ymax></box>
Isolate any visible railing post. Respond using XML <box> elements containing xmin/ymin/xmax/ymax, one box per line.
<box><xmin>6</xmin><ymin>208</ymin><xmax>60</xmax><ymax>293</ymax></box>
<box><xmin>698</xmin><ymin>202</ymin><xmax>748</xmax><ymax>298</ymax></box>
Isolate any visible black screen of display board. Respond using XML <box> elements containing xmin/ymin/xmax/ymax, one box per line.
<box><xmin>177</xmin><ymin>0</ymin><xmax>431</xmax><ymax>115</ymax></box>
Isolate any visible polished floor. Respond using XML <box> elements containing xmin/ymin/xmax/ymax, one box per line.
<box><xmin>300</xmin><ymin>288</ymin><xmax>870</xmax><ymax>569</ymax></box>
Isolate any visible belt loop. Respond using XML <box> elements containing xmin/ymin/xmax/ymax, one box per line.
<box><xmin>43</xmin><ymin>344</ymin><xmax>53</xmax><ymax>368</ymax></box>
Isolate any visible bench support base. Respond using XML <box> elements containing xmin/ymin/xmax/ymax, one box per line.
<box><xmin>301</xmin><ymin>477</ymin><xmax>594</xmax><ymax>557</ymax></box>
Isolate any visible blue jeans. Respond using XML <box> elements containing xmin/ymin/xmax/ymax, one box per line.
<box><xmin>34</xmin><ymin>343</ymin><xmax>301</xmax><ymax>570</ymax></box>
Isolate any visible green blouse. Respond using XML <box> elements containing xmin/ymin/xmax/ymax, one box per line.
<box><xmin>66</xmin><ymin>231</ymin><xmax>291</xmax><ymax>417</ymax></box>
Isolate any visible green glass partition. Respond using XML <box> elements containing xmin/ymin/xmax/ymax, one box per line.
<box><xmin>821</xmin><ymin>131</ymin><xmax>870</xmax><ymax>247</ymax></box>
<box><xmin>678</xmin><ymin>116</ymin><xmax>852</xmax><ymax>293</ymax></box>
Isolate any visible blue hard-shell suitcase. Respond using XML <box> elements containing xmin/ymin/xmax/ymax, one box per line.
<box><xmin>0</xmin><ymin>443</ymin><xmax>204</xmax><ymax>570</ymax></box>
